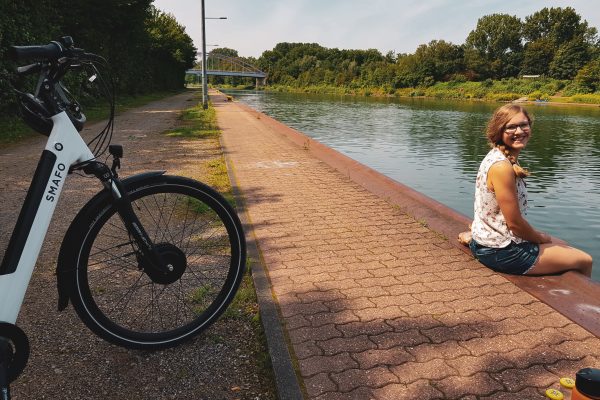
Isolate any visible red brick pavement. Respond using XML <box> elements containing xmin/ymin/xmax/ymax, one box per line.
<box><xmin>213</xmin><ymin>93</ymin><xmax>600</xmax><ymax>399</ymax></box>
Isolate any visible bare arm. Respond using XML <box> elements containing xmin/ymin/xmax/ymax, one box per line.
<box><xmin>488</xmin><ymin>161</ymin><xmax>551</xmax><ymax>244</ymax></box>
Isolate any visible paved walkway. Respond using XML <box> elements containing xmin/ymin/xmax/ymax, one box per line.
<box><xmin>213</xmin><ymin>92</ymin><xmax>600</xmax><ymax>399</ymax></box>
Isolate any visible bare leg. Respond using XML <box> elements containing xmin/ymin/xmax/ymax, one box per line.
<box><xmin>526</xmin><ymin>243</ymin><xmax>593</xmax><ymax>277</ymax></box>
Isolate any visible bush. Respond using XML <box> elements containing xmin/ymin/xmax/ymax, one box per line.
<box><xmin>562</xmin><ymin>81</ymin><xmax>593</xmax><ymax>96</ymax></box>
<box><xmin>482</xmin><ymin>78</ymin><xmax>493</xmax><ymax>88</ymax></box>
<box><xmin>450</xmin><ymin>74</ymin><xmax>468</xmax><ymax>83</ymax></box>
<box><xmin>575</xmin><ymin>59</ymin><xmax>600</xmax><ymax>92</ymax></box>
<box><xmin>539</xmin><ymin>79</ymin><xmax>566</xmax><ymax>94</ymax></box>
<box><xmin>488</xmin><ymin>92</ymin><xmax>521</xmax><ymax>101</ymax></box>
<box><xmin>472</xmin><ymin>88</ymin><xmax>488</xmax><ymax>99</ymax></box>
<box><xmin>527</xmin><ymin>90</ymin><xmax>550</xmax><ymax>101</ymax></box>
<box><xmin>568</xmin><ymin>94</ymin><xmax>600</xmax><ymax>104</ymax></box>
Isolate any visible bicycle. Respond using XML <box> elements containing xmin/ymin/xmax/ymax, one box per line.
<box><xmin>0</xmin><ymin>36</ymin><xmax>246</xmax><ymax>399</ymax></box>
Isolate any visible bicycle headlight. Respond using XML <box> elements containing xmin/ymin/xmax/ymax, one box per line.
<box><xmin>18</xmin><ymin>93</ymin><xmax>53</xmax><ymax>136</ymax></box>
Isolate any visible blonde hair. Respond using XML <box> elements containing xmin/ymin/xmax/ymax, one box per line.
<box><xmin>486</xmin><ymin>104</ymin><xmax>531</xmax><ymax>178</ymax></box>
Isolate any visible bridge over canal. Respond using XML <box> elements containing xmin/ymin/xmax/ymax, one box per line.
<box><xmin>186</xmin><ymin>52</ymin><xmax>267</xmax><ymax>86</ymax></box>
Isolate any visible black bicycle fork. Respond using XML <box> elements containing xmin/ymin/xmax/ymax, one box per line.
<box><xmin>83</xmin><ymin>145</ymin><xmax>174</xmax><ymax>279</ymax></box>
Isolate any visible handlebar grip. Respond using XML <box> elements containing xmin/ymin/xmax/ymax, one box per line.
<box><xmin>9</xmin><ymin>42</ymin><xmax>63</xmax><ymax>61</ymax></box>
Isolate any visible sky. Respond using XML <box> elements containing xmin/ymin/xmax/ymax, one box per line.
<box><xmin>153</xmin><ymin>0</ymin><xmax>600</xmax><ymax>59</ymax></box>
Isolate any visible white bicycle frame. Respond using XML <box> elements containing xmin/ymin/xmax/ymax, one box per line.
<box><xmin>0</xmin><ymin>112</ymin><xmax>94</xmax><ymax>324</ymax></box>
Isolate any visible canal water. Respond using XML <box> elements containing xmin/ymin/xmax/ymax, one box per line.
<box><xmin>224</xmin><ymin>90</ymin><xmax>600</xmax><ymax>281</ymax></box>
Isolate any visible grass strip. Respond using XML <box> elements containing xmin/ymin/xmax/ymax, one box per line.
<box><xmin>165</xmin><ymin>98</ymin><xmax>276</xmax><ymax>392</ymax></box>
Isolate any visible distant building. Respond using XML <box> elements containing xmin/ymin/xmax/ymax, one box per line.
<box><xmin>522</xmin><ymin>75</ymin><xmax>541</xmax><ymax>79</ymax></box>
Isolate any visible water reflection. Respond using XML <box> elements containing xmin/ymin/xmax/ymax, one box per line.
<box><xmin>225</xmin><ymin>90</ymin><xmax>600</xmax><ymax>281</ymax></box>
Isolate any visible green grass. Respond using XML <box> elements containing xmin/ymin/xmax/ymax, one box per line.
<box><xmin>165</xmin><ymin>103</ymin><xmax>220</xmax><ymax>139</ymax></box>
<box><xmin>0</xmin><ymin>89</ymin><xmax>185</xmax><ymax>147</ymax></box>
<box><xmin>203</xmin><ymin>158</ymin><xmax>234</xmax><ymax>201</ymax></box>
<box><xmin>0</xmin><ymin>117</ymin><xmax>34</xmax><ymax>145</ymax></box>
<box><xmin>559</xmin><ymin>93</ymin><xmax>600</xmax><ymax>104</ymax></box>
<box><xmin>222</xmin><ymin>259</ymin><xmax>261</xmax><ymax>327</ymax></box>
<box><xmin>165</xmin><ymin>102</ymin><xmax>237</xmax><ymax>207</ymax></box>
<box><xmin>220</xmin><ymin>263</ymin><xmax>273</xmax><ymax>384</ymax></box>
<box><xmin>164</xmin><ymin>94</ymin><xmax>274</xmax><ymax>390</ymax></box>
<box><xmin>189</xmin><ymin>284</ymin><xmax>213</xmax><ymax>304</ymax></box>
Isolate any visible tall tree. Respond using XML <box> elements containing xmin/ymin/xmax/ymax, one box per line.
<box><xmin>146</xmin><ymin>6</ymin><xmax>197</xmax><ymax>90</ymax></box>
<box><xmin>0</xmin><ymin>0</ymin><xmax>196</xmax><ymax>119</ymax></box>
<box><xmin>549</xmin><ymin>36</ymin><xmax>592</xmax><ymax>79</ymax></box>
<box><xmin>210</xmin><ymin>48</ymin><xmax>239</xmax><ymax>58</ymax></box>
<box><xmin>521</xmin><ymin>39</ymin><xmax>554</xmax><ymax>75</ymax></box>
<box><xmin>413</xmin><ymin>40</ymin><xmax>464</xmax><ymax>81</ymax></box>
<box><xmin>523</xmin><ymin>7</ymin><xmax>595</xmax><ymax>46</ymax></box>
<box><xmin>522</xmin><ymin>7</ymin><xmax>598</xmax><ymax>78</ymax></box>
<box><xmin>464</xmin><ymin>13</ymin><xmax>523</xmax><ymax>79</ymax></box>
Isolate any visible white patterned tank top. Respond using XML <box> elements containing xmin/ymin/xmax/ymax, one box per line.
<box><xmin>471</xmin><ymin>147</ymin><xmax>528</xmax><ymax>248</ymax></box>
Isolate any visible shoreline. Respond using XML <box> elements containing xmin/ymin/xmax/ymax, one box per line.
<box><xmin>217</xmin><ymin>84</ymin><xmax>600</xmax><ymax>108</ymax></box>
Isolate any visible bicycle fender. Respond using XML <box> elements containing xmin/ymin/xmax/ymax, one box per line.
<box><xmin>120</xmin><ymin>170</ymin><xmax>166</xmax><ymax>187</ymax></box>
<box><xmin>56</xmin><ymin>170</ymin><xmax>166</xmax><ymax>311</ymax></box>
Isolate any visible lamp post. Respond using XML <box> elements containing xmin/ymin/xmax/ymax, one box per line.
<box><xmin>200</xmin><ymin>0</ymin><xmax>226</xmax><ymax>109</ymax></box>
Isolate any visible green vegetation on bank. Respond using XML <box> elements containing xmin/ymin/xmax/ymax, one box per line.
<box><xmin>263</xmin><ymin>77</ymin><xmax>600</xmax><ymax>105</ymax></box>
<box><xmin>207</xmin><ymin>6</ymin><xmax>600</xmax><ymax>105</ymax></box>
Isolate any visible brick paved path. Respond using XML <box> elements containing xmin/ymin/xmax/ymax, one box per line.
<box><xmin>214</xmin><ymin>94</ymin><xmax>600</xmax><ymax>399</ymax></box>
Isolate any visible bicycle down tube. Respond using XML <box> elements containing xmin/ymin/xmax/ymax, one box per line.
<box><xmin>0</xmin><ymin>112</ymin><xmax>94</xmax><ymax>324</ymax></box>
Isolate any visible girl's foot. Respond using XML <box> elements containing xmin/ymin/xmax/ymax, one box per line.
<box><xmin>458</xmin><ymin>231</ymin><xmax>472</xmax><ymax>246</ymax></box>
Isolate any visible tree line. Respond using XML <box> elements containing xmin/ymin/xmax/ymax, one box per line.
<box><xmin>0</xmin><ymin>0</ymin><xmax>196</xmax><ymax>115</ymax></box>
<box><xmin>250</xmin><ymin>7</ymin><xmax>600</xmax><ymax>94</ymax></box>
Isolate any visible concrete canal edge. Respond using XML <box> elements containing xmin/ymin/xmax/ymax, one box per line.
<box><xmin>230</xmin><ymin>100</ymin><xmax>600</xmax><ymax>340</ymax></box>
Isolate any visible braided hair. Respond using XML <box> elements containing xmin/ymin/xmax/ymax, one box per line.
<box><xmin>485</xmin><ymin>104</ymin><xmax>531</xmax><ymax>178</ymax></box>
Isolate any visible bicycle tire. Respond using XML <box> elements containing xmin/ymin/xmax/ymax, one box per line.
<box><xmin>68</xmin><ymin>175</ymin><xmax>246</xmax><ymax>349</ymax></box>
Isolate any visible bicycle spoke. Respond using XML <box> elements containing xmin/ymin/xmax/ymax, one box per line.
<box><xmin>125</xmin><ymin>283</ymin><xmax>168</xmax><ymax>330</ymax></box>
<box><xmin>160</xmin><ymin>195</ymin><xmax>180</xmax><ymax>243</ymax></box>
<box><xmin>108</xmin><ymin>273</ymin><xmax>148</xmax><ymax>317</ymax></box>
<box><xmin>88</xmin><ymin>249</ymin><xmax>139</xmax><ymax>270</ymax></box>
<box><xmin>74</xmin><ymin>180</ymin><xmax>244</xmax><ymax>348</ymax></box>
<box><xmin>88</xmin><ymin>240</ymin><xmax>135</xmax><ymax>259</ymax></box>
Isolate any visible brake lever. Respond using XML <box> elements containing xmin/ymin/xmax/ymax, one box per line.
<box><xmin>16</xmin><ymin>63</ymin><xmax>42</xmax><ymax>76</ymax></box>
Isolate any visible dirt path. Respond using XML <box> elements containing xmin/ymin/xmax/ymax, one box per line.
<box><xmin>1</xmin><ymin>90</ymin><xmax>275</xmax><ymax>399</ymax></box>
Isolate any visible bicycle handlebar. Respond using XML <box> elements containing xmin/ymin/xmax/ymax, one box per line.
<box><xmin>9</xmin><ymin>36</ymin><xmax>114</xmax><ymax>152</ymax></box>
<box><xmin>9</xmin><ymin>37</ymin><xmax>95</xmax><ymax>67</ymax></box>
<box><xmin>9</xmin><ymin>42</ymin><xmax>64</xmax><ymax>61</ymax></box>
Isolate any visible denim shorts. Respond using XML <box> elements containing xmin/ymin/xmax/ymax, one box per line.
<box><xmin>469</xmin><ymin>240</ymin><xmax>540</xmax><ymax>275</ymax></box>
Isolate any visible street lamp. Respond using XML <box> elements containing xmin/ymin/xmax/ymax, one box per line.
<box><xmin>200</xmin><ymin>0</ymin><xmax>226</xmax><ymax>109</ymax></box>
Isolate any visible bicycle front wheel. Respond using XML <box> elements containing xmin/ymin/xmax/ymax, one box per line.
<box><xmin>69</xmin><ymin>175</ymin><xmax>246</xmax><ymax>349</ymax></box>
